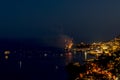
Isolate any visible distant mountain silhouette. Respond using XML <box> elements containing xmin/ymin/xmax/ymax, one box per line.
<box><xmin>0</xmin><ymin>38</ymin><xmax>63</xmax><ymax>51</ymax></box>
<box><xmin>0</xmin><ymin>38</ymin><xmax>44</xmax><ymax>50</ymax></box>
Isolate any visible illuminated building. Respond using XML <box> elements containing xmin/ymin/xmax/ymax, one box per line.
<box><xmin>65</xmin><ymin>39</ymin><xmax>73</xmax><ymax>51</ymax></box>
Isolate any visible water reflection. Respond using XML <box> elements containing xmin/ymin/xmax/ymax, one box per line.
<box><xmin>65</xmin><ymin>52</ymin><xmax>95</xmax><ymax>65</ymax></box>
<box><xmin>0</xmin><ymin>49</ymin><xmax>96</xmax><ymax>80</ymax></box>
<box><xmin>65</xmin><ymin>52</ymin><xmax>73</xmax><ymax>65</ymax></box>
<box><xmin>19</xmin><ymin>61</ymin><xmax>22</xmax><ymax>69</ymax></box>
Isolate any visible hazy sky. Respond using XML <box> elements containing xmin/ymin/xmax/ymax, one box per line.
<box><xmin>0</xmin><ymin>0</ymin><xmax>120</xmax><ymax>45</ymax></box>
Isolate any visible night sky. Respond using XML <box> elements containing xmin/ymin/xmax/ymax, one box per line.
<box><xmin>0</xmin><ymin>0</ymin><xmax>120</xmax><ymax>46</ymax></box>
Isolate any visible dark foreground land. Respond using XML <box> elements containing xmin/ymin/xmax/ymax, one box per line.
<box><xmin>66</xmin><ymin>50</ymin><xmax>120</xmax><ymax>80</ymax></box>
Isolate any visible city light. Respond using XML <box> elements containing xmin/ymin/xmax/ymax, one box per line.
<box><xmin>66</xmin><ymin>36</ymin><xmax>120</xmax><ymax>80</ymax></box>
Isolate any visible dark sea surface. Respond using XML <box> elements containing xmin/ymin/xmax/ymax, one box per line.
<box><xmin>0</xmin><ymin>47</ymin><xmax>89</xmax><ymax>80</ymax></box>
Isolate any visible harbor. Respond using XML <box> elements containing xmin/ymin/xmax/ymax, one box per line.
<box><xmin>66</xmin><ymin>36</ymin><xmax>120</xmax><ymax>80</ymax></box>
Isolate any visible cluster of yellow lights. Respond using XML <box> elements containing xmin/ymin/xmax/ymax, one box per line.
<box><xmin>4</xmin><ymin>50</ymin><xmax>10</xmax><ymax>60</ymax></box>
<box><xmin>79</xmin><ymin>62</ymin><xmax>118</xmax><ymax>80</ymax></box>
<box><xmin>65</xmin><ymin>39</ymin><xmax>73</xmax><ymax>51</ymax></box>
<box><xmin>88</xmin><ymin>38</ymin><xmax>120</xmax><ymax>55</ymax></box>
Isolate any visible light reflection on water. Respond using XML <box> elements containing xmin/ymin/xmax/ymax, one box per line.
<box><xmin>0</xmin><ymin>50</ymin><xmax>95</xmax><ymax>80</ymax></box>
<box><xmin>65</xmin><ymin>52</ymin><xmax>95</xmax><ymax>65</ymax></box>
